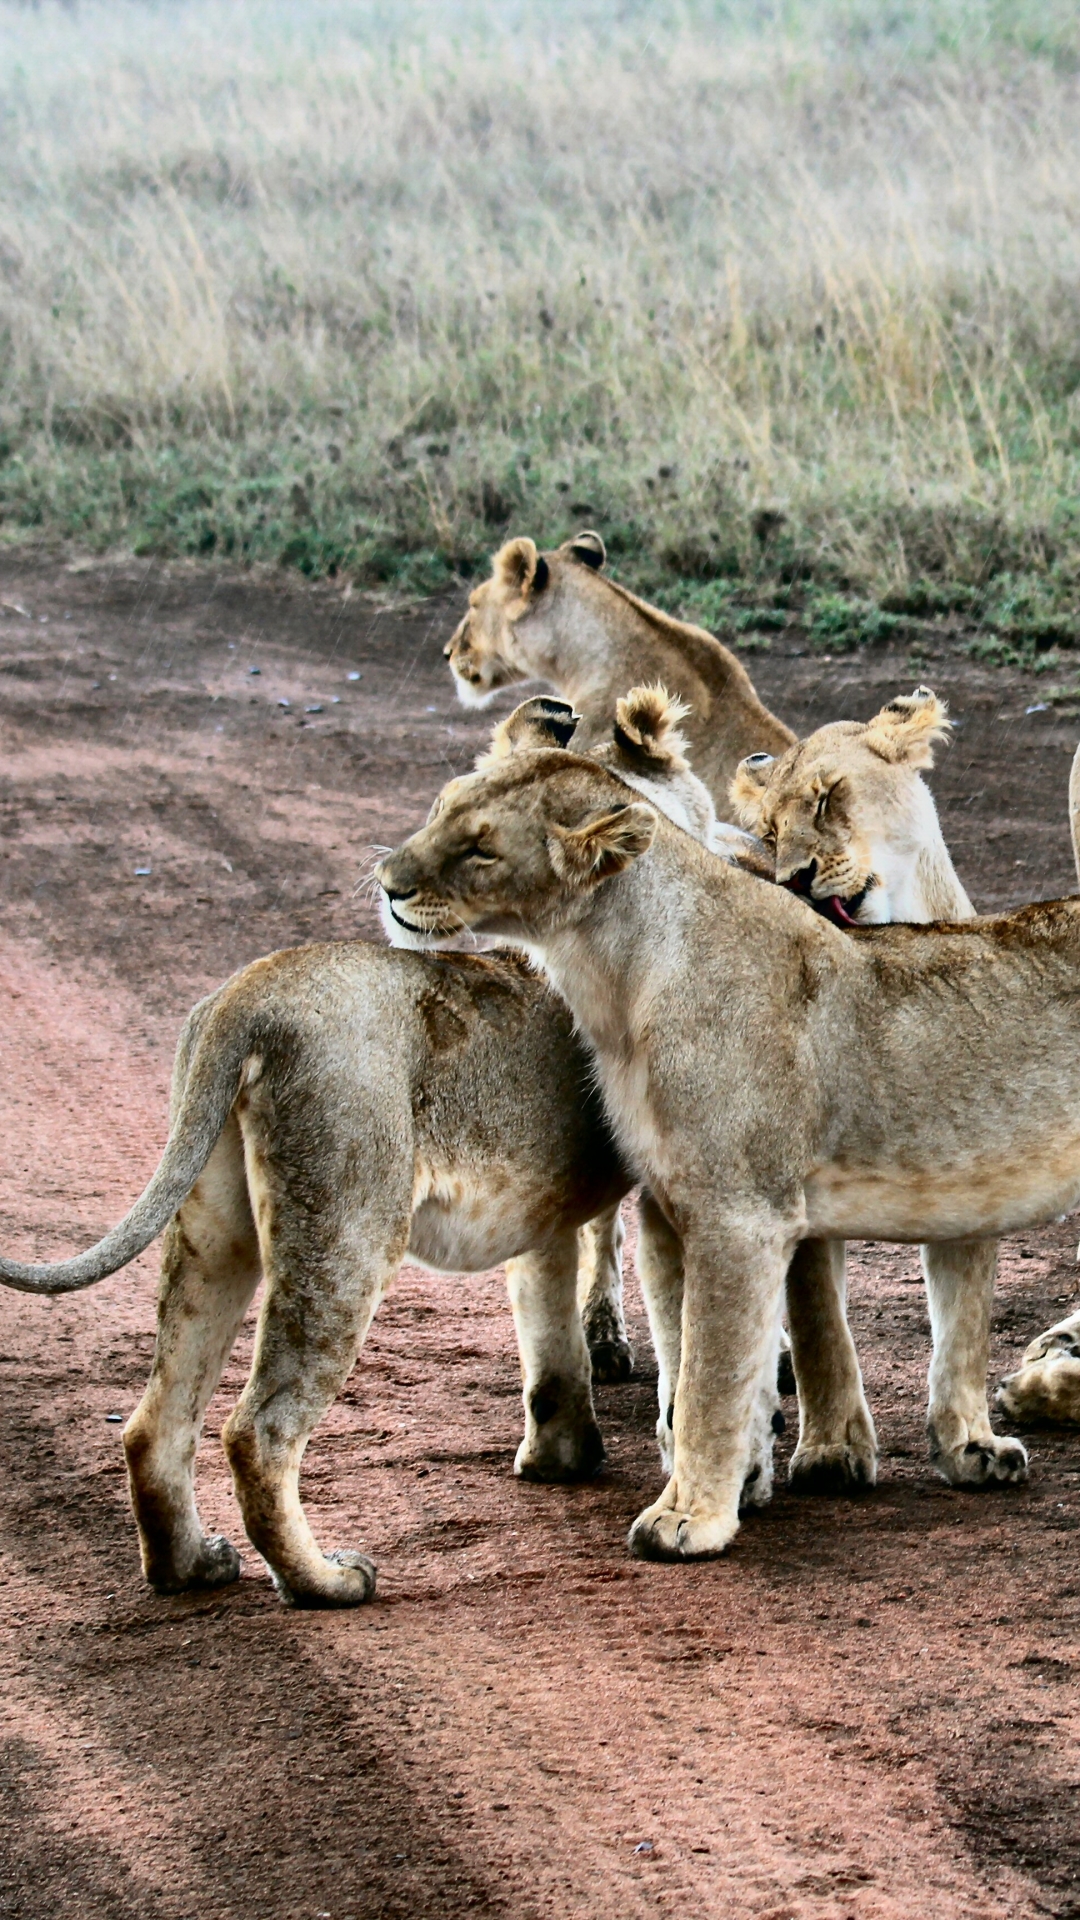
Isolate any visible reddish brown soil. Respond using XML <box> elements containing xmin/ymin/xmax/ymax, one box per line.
<box><xmin>1</xmin><ymin>553</ymin><xmax>1079</xmax><ymax>1920</ymax></box>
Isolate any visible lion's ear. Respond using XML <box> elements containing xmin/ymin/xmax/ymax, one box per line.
<box><xmin>492</xmin><ymin>536</ymin><xmax>550</xmax><ymax>608</ymax></box>
<box><xmin>864</xmin><ymin>687</ymin><xmax>952</xmax><ymax>768</ymax></box>
<box><xmin>477</xmin><ymin>696</ymin><xmax>580</xmax><ymax>767</ymax></box>
<box><xmin>559</xmin><ymin>530</ymin><xmax>606</xmax><ymax>571</ymax></box>
<box><xmin>548</xmin><ymin>802</ymin><xmax>657</xmax><ymax>888</ymax></box>
<box><xmin>612</xmin><ymin>683</ymin><xmax>691</xmax><ymax>770</ymax></box>
<box><xmin>728</xmin><ymin>752</ymin><xmax>776</xmax><ymax>832</ymax></box>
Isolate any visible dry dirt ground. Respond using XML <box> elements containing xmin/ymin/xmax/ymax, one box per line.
<box><xmin>1</xmin><ymin>553</ymin><xmax>1079</xmax><ymax>1920</ymax></box>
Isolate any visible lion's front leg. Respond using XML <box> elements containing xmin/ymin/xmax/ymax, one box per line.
<box><xmin>628</xmin><ymin>1212</ymin><xmax>791</xmax><ymax>1562</ymax></box>
<box><xmin>577</xmin><ymin>1201</ymin><xmax>633</xmax><ymax>1382</ymax></box>
<box><xmin>786</xmin><ymin>1238</ymin><xmax>878</xmax><ymax>1493</ymax></box>
<box><xmin>509</xmin><ymin>1230</ymin><xmax>605</xmax><ymax>1483</ymax></box>
<box><xmin>923</xmin><ymin>1239</ymin><xmax>1029</xmax><ymax>1486</ymax></box>
<box><xmin>998</xmin><ymin>1310</ymin><xmax>1080</xmax><ymax>1425</ymax></box>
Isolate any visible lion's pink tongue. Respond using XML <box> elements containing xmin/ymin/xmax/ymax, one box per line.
<box><xmin>829</xmin><ymin>896</ymin><xmax>858</xmax><ymax>927</ymax></box>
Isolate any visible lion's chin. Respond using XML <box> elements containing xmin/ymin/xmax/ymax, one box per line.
<box><xmin>379</xmin><ymin>894</ymin><xmax>469</xmax><ymax>951</ymax></box>
<box><xmin>451</xmin><ymin>670</ymin><xmax>507</xmax><ymax>711</ymax></box>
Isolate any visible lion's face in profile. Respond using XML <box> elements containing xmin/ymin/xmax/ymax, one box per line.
<box><xmin>377</xmin><ymin>753</ymin><xmax>656</xmax><ymax>947</ymax></box>
<box><xmin>729</xmin><ymin>688</ymin><xmax>954</xmax><ymax>927</ymax></box>
<box><xmin>444</xmin><ymin>531</ymin><xmax>607</xmax><ymax>708</ymax></box>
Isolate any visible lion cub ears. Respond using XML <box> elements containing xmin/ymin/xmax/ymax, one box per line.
<box><xmin>864</xmin><ymin>687</ymin><xmax>952</xmax><ymax>767</ymax></box>
<box><xmin>612</xmin><ymin>684</ymin><xmax>691</xmax><ymax>771</ymax></box>
<box><xmin>548</xmin><ymin>802</ymin><xmax>658</xmax><ymax>889</ymax></box>
<box><xmin>492</xmin><ymin>536</ymin><xmax>550</xmax><ymax>611</ymax></box>
<box><xmin>559</xmin><ymin>530</ymin><xmax>606</xmax><ymax>571</ymax></box>
<box><xmin>729</xmin><ymin>752</ymin><xmax>777</xmax><ymax>834</ymax></box>
<box><xmin>476</xmin><ymin>695</ymin><xmax>581</xmax><ymax>768</ymax></box>
<box><xmin>492</xmin><ymin>530</ymin><xmax>606</xmax><ymax>611</ymax></box>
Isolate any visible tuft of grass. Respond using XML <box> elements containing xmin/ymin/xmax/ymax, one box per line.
<box><xmin>0</xmin><ymin>0</ymin><xmax>1079</xmax><ymax>633</ymax></box>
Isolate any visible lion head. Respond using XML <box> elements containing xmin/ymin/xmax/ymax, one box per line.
<box><xmin>379</xmin><ymin>683</ymin><xmax>724</xmax><ymax>950</ymax></box>
<box><xmin>376</xmin><ymin>724</ymin><xmax>658</xmax><ymax>949</ymax></box>
<box><xmin>443</xmin><ymin>530</ymin><xmax>607</xmax><ymax>707</ymax></box>
<box><xmin>728</xmin><ymin>687</ymin><xmax>968</xmax><ymax>927</ymax></box>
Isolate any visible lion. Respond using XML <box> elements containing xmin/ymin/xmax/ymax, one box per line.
<box><xmin>376</xmin><ymin>729</ymin><xmax>1080</xmax><ymax>1562</ymax></box>
<box><xmin>0</xmin><ymin>689</ymin><xmax>748</xmax><ymax>1608</ymax></box>
<box><xmin>998</xmin><ymin>742</ymin><xmax>1080</xmax><ymax>1427</ymax></box>
<box><xmin>444</xmin><ymin>530</ymin><xmax>794</xmax><ymax>799</ymax></box>
<box><xmin>727</xmin><ymin>688</ymin><xmax>1028</xmax><ymax>1490</ymax></box>
<box><xmin>446</xmin><ymin>532</ymin><xmax>823</xmax><ymax>1410</ymax></box>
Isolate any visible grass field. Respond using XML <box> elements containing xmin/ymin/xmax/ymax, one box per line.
<box><xmin>1</xmin><ymin>0</ymin><xmax>1078</xmax><ymax>645</ymax></box>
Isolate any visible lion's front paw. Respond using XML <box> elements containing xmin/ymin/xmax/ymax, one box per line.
<box><xmin>789</xmin><ymin>1438</ymin><xmax>877</xmax><ymax>1495</ymax></box>
<box><xmin>147</xmin><ymin>1531</ymin><xmax>242</xmax><ymax>1595</ymax></box>
<box><xmin>276</xmin><ymin>1549</ymin><xmax>377</xmax><ymax>1609</ymax></box>
<box><xmin>928</xmin><ymin>1424</ymin><xmax>1029</xmax><ymax>1488</ymax></box>
<box><xmin>515</xmin><ymin>1416</ymin><xmax>605</xmax><ymax>1483</ymax></box>
<box><xmin>627</xmin><ymin>1501</ymin><xmax>738</xmax><ymax>1562</ymax></box>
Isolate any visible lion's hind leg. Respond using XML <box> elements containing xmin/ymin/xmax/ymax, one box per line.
<box><xmin>509</xmin><ymin>1229</ymin><xmax>605</xmax><ymax>1483</ymax></box>
<box><xmin>786</xmin><ymin>1238</ymin><xmax>878</xmax><ymax>1494</ymax></box>
<box><xmin>577</xmin><ymin>1202</ymin><xmax>633</xmax><ymax>1383</ymax></box>
<box><xmin>998</xmin><ymin>1312</ymin><xmax>1080</xmax><ymax>1425</ymax></box>
<box><xmin>124</xmin><ymin>1112</ymin><xmax>260</xmax><ymax>1594</ymax></box>
<box><xmin>222</xmin><ymin>1113</ymin><xmax>411</xmax><ymax>1608</ymax></box>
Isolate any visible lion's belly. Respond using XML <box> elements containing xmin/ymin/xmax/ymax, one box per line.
<box><xmin>805</xmin><ymin>1136</ymin><xmax>1080</xmax><ymax>1243</ymax></box>
<box><xmin>407</xmin><ymin>1162</ymin><xmax>583</xmax><ymax>1274</ymax></box>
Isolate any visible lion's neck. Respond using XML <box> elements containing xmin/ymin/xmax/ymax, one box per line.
<box><xmin>512</xmin><ymin>574</ymin><xmax>793</xmax><ymax>798</ymax></box>
<box><xmin>536</xmin><ymin>856</ymin><xmax>690</xmax><ymax>1066</ymax></box>
<box><xmin>870</xmin><ymin>782</ymin><xmax>974</xmax><ymax>924</ymax></box>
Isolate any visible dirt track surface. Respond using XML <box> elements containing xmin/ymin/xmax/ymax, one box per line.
<box><xmin>2</xmin><ymin>553</ymin><xmax>1080</xmax><ymax>1920</ymax></box>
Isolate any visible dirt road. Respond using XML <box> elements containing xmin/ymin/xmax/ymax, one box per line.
<box><xmin>1</xmin><ymin>554</ymin><xmax>1078</xmax><ymax>1920</ymax></box>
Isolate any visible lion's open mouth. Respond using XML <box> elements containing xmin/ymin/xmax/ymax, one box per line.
<box><xmin>782</xmin><ymin>869</ymin><xmax>870</xmax><ymax>930</ymax></box>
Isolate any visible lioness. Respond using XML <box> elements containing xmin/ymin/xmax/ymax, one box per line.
<box><xmin>0</xmin><ymin>691</ymin><xmax>737</xmax><ymax>1606</ymax></box>
<box><xmin>377</xmin><ymin>735</ymin><xmax>1080</xmax><ymax>1562</ymax></box>
<box><xmin>729</xmin><ymin>688</ymin><xmax>1028</xmax><ymax>1489</ymax></box>
<box><xmin>996</xmin><ymin>743</ymin><xmax>1080</xmax><ymax>1428</ymax></box>
<box><xmin>447</xmin><ymin>534</ymin><xmax>867</xmax><ymax>1439</ymax></box>
<box><xmin>444</xmin><ymin>530</ymin><xmax>794</xmax><ymax>795</ymax></box>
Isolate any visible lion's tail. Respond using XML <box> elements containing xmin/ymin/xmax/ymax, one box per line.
<box><xmin>0</xmin><ymin>994</ymin><xmax>253</xmax><ymax>1295</ymax></box>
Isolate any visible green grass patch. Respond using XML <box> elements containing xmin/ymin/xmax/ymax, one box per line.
<box><xmin>1</xmin><ymin>0</ymin><xmax>1080</xmax><ymax>636</ymax></box>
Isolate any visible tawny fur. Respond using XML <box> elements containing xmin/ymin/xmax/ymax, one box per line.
<box><xmin>443</xmin><ymin>531</ymin><xmax>794</xmax><ymax>800</ymax></box>
<box><xmin>730</xmin><ymin>690</ymin><xmax>1065</xmax><ymax>1476</ymax></box>
<box><xmin>0</xmin><ymin>691</ymin><xmax>724</xmax><ymax>1605</ymax></box>
<box><xmin>997</xmin><ymin>735</ymin><xmax>1080</xmax><ymax>1426</ymax></box>
<box><xmin>378</xmin><ymin>743</ymin><xmax>1080</xmax><ymax>1562</ymax></box>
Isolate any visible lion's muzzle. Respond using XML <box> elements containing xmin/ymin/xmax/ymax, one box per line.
<box><xmin>781</xmin><ymin>863</ymin><xmax>871</xmax><ymax>931</ymax></box>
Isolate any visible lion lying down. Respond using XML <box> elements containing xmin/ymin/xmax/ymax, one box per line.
<box><xmin>0</xmin><ymin>689</ymin><xmax>770</xmax><ymax>1607</ymax></box>
<box><xmin>377</xmin><ymin>724</ymin><xmax>1080</xmax><ymax>1561</ymax></box>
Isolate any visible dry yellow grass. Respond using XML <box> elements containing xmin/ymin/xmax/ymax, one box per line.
<box><xmin>1</xmin><ymin>0</ymin><xmax>1078</xmax><ymax>622</ymax></box>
